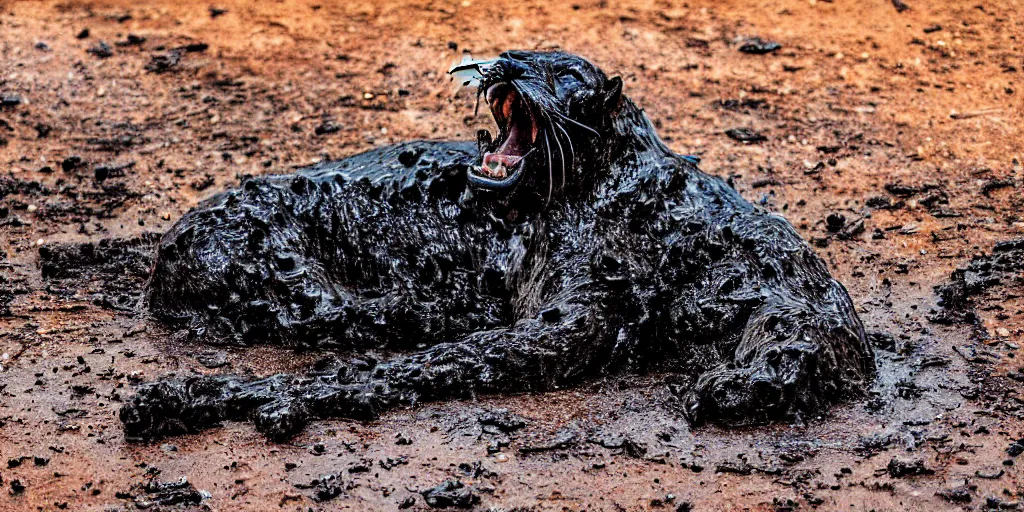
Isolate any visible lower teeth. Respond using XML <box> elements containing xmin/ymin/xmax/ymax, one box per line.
<box><xmin>481</xmin><ymin>163</ymin><xmax>507</xmax><ymax>178</ymax></box>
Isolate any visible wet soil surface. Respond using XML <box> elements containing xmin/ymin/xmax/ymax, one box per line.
<box><xmin>1</xmin><ymin>0</ymin><xmax>1022</xmax><ymax>510</ymax></box>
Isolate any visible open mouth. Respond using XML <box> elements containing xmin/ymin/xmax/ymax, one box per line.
<box><xmin>471</xmin><ymin>83</ymin><xmax>538</xmax><ymax>189</ymax></box>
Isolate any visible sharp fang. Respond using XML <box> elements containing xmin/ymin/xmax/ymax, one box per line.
<box><xmin>479</xmin><ymin>163</ymin><xmax>507</xmax><ymax>179</ymax></box>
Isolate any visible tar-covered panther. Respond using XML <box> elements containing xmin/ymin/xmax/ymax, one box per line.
<box><xmin>121</xmin><ymin>51</ymin><xmax>875</xmax><ymax>441</ymax></box>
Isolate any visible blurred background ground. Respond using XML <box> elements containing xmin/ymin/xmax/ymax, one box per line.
<box><xmin>0</xmin><ymin>0</ymin><xmax>1022</xmax><ymax>510</ymax></box>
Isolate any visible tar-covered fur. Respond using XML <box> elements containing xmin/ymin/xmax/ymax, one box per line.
<box><xmin>121</xmin><ymin>51</ymin><xmax>875</xmax><ymax>441</ymax></box>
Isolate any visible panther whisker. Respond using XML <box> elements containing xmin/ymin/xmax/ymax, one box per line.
<box><xmin>554</xmin><ymin>122</ymin><xmax>575</xmax><ymax>190</ymax></box>
<box><xmin>553</xmin><ymin>112</ymin><xmax>600</xmax><ymax>137</ymax></box>
<box><xmin>551</xmin><ymin>124</ymin><xmax>567</xmax><ymax>192</ymax></box>
<box><xmin>543</xmin><ymin>130</ymin><xmax>554</xmax><ymax>205</ymax></box>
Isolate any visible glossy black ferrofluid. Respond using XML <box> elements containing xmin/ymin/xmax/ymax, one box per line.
<box><xmin>121</xmin><ymin>51</ymin><xmax>875</xmax><ymax>441</ymax></box>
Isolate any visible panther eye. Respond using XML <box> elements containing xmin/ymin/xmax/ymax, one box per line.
<box><xmin>556</xmin><ymin>68</ymin><xmax>586</xmax><ymax>82</ymax></box>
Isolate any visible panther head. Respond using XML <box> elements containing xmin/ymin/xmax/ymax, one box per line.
<box><xmin>452</xmin><ymin>51</ymin><xmax>624</xmax><ymax>202</ymax></box>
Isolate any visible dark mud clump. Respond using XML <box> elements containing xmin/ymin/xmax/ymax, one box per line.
<box><xmin>738</xmin><ymin>37</ymin><xmax>782</xmax><ymax>55</ymax></box>
<box><xmin>421</xmin><ymin>479</ymin><xmax>479</xmax><ymax>508</ymax></box>
<box><xmin>932</xmin><ymin>239</ymin><xmax>1024</xmax><ymax>324</ymax></box>
<box><xmin>38</xmin><ymin>233</ymin><xmax>161</xmax><ymax>311</ymax></box>
<box><xmin>116</xmin><ymin>474</ymin><xmax>208</xmax><ymax>508</ymax></box>
<box><xmin>123</xmin><ymin>51</ymin><xmax>874</xmax><ymax>441</ymax></box>
<box><xmin>1</xmin><ymin>250</ymin><xmax>15</xmax><ymax>316</ymax></box>
<box><xmin>310</xmin><ymin>474</ymin><xmax>347</xmax><ymax>502</ymax></box>
<box><xmin>936</xmin><ymin>486</ymin><xmax>974</xmax><ymax>504</ymax></box>
<box><xmin>478</xmin><ymin>408</ymin><xmax>528</xmax><ymax>433</ymax></box>
<box><xmin>886</xmin><ymin>457</ymin><xmax>935</xmax><ymax>478</ymax></box>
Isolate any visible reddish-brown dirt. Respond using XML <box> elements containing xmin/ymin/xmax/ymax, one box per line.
<box><xmin>1</xmin><ymin>0</ymin><xmax>1022</xmax><ymax>510</ymax></box>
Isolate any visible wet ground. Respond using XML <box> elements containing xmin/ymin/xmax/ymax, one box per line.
<box><xmin>1</xmin><ymin>0</ymin><xmax>1022</xmax><ymax>510</ymax></box>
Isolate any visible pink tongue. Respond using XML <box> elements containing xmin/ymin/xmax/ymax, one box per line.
<box><xmin>483</xmin><ymin>153</ymin><xmax>523</xmax><ymax>168</ymax></box>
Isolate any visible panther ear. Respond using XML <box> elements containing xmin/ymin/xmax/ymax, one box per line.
<box><xmin>603</xmin><ymin>76</ymin><xmax>623</xmax><ymax>112</ymax></box>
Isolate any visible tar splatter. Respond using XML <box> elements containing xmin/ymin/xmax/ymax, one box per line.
<box><xmin>120</xmin><ymin>51</ymin><xmax>875</xmax><ymax>441</ymax></box>
<box><xmin>38</xmin><ymin>232</ymin><xmax>161</xmax><ymax>311</ymax></box>
<box><xmin>932</xmin><ymin>239</ymin><xmax>1024</xmax><ymax>325</ymax></box>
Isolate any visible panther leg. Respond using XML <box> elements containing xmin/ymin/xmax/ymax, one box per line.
<box><xmin>119</xmin><ymin>375</ymin><xmax>273</xmax><ymax>441</ymax></box>
<box><xmin>120</xmin><ymin>373</ymin><xmax>335</xmax><ymax>441</ymax></box>
<box><xmin>372</xmin><ymin>292</ymin><xmax>621</xmax><ymax>401</ymax></box>
<box><xmin>683</xmin><ymin>340</ymin><xmax>824</xmax><ymax>426</ymax></box>
<box><xmin>121</xmin><ymin>295</ymin><xmax>614</xmax><ymax>441</ymax></box>
<box><xmin>682</xmin><ymin>293</ymin><xmax>873</xmax><ymax>426</ymax></box>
